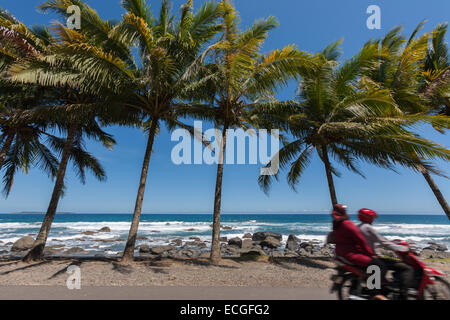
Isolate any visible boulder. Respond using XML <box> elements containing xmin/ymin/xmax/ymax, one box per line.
<box><xmin>189</xmin><ymin>237</ymin><xmax>201</xmax><ymax>242</ymax></box>
<box><xmin>221</xmin><ymin>245</ymin><xmax>241</xmax><ymax>258</ymax></box>
<box><xmin>139</xmin><ymin>244</ymin><xmax>151</xmax><ymax>253</ymax></box>
<box><xmin>424</xmin><ymin>242</ymin><xmax>448</xmax><ymax>252</ymax></box>
<box><xmin>222</xmin><ymin>226</ymin><xmax>232</xmax><ymax>230</ymax></box>
<box><xmin>240</xmin><ymin>248</ymin><xmax>267</xmax><ymax>259</ymax></box>
<box><xmin>186</xmin><ymin>228</ymin><xmax>197</xmax><ymax>232</ymax></box>
<box><xmin>271</xmin><ymin>251</ymin><xmax>285</xmax><ymax>258</ymax></box>
<box><xmin>170</xmin><ymin>238</ymin><xmax>183</xmax><ymax>246</ymax></box>
<box><xmin>197</xmin><ymin>242</ymin><xmax>207</xmax><ymax>249</ymax></box>
<box><xmin>150</xmin><ymin>245</ymin><xmax>176</xmax><ymax>255</ymax></box>
<box><xmin>252</xmin><ymin>231</ymin><xmax>282</xmax><ymax>242</ymax></box>
<box><xmin>136</xmin><ymin>236</ymin><xmax>148</xmax><ymax>240</ymax></box>
<box><xmin>260</xmin><ymin>236</ymin><xmax>281</xmax><ymax>249</ymax></box>
<box><xmin>228</xmin><ymin>237</ymin><xmax>242</xmax><ymax>248</ymax></box>
<box><xmin>243</xmin><ymin>233</ymin><xmax>252</xmax><ymax>239</ymax></box>
<box><xmin>286</xmin><ymin>234</ymin><xmax>300</xmax><ymax>251</ymax></box>
<box><xmin>98</xmin><ymin>227</ymin><xmax>111</xmax><ymax>232</ymax></box>
<box><xmin>420</xmin><ymin>249</ymin><xmax>450</xmax><ymax>259</ymax></box>
<box><xmin>220</xmin><ymin>237</ymin><xmax>228</xmax><ymax>242</ymax></box>
<box><xmin>299</xmin><ymin>241</ymin><xmax>314</xmax><ymax>252</ymax></box>
<box><xmin>11</xmin><ymin>236</ymin><xmax>35</xmax><ymax>252</ymax></box>
<box><xmin>241</xmin><ymin>239</ymin><xmax>253</xmax><ymax>249</ymax></box>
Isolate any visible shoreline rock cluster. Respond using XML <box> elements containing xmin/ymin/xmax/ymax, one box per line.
<box><xmin>2</xmin><ymin>229</ymin><xmax>450</xmax><ymax>261</ymax></box>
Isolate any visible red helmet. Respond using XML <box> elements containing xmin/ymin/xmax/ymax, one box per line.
<box><xmin>358</xmin><ymin>208</ymin><xmax>378</xmax><ymax>223</ymax></box>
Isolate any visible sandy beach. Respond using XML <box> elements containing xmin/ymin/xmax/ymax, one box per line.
<box><xmin>0</xmin><ymin>257</ymin><xmax>337</xmax><ymax>287</ymax></box>
<box><xmin>0</xmin><ymin>256</ymin><xmax>449</xmax><ymax>300</ymax></box>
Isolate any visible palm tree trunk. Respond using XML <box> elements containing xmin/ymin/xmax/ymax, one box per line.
<box><xmin>420</xmin><ymin>167</ymin><xmax>450</xmax><ymax>220</ymax></box>
<box><xmin>321</xmin><ymin>146</ymin><xmax>338</xmax><ymax>206</ymax></box>
<box><xmin>23</xmin><ymin>124</ymin><xmax>77</xmax><ymax>262</ymax></box>
<box><xmin>0</xmin><ymin>132</ymin><xmax>15</xmax><ymax>170</ymax></box>
<box><xmin>210</xmin><ymin>124</ymin><xmax>228</xmax><ymax>265</ymax></box>
<box><xmin>122</xmin><ymin>120</ymin><xmax>158</xmax><ymax>262</ymax></box>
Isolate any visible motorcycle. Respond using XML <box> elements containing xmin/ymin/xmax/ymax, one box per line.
<box><xmin>330</xmin><ymin>240</ymin><xmax>450</xmax><ymax>300</ymax></box>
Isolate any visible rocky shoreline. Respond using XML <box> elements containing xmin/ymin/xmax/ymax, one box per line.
<box><xmin>2</xmin><ymin>228</ymin><xmax>449</xmax><ymax>262</ymax></box>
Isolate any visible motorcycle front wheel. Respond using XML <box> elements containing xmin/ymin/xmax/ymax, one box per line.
<box><xmin>422</xmin><ymin>277</ymin><xmax>450</xmax><ymax>300</ymax></box>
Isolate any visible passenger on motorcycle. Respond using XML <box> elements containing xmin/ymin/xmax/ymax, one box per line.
<box><xmin>357</xmin><ymin>208</ymin><xmax>414</xmax><ymax>300</ymax></box>
<box><xmin>330</xmin><ymin>204</ymin><xmax>388</xmax><ymax>294</ymax></box>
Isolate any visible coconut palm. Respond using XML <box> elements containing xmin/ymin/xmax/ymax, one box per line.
<box><xmin>0</xmin><ymin>10</ymin><xmax>60</xmax><ymax>193</ymax></box>
<box><xmin>183</xmin><ymin>0</ymin><xmax>314</xmax><ymax>264</ymax></box>
<box><xmin>27</xmin><ymin>0</ymin><xmax>224</xmax><ymax>262</ymax></box>
<box><xmin>1</xmin><ymin>8</ymin><xmax>116</xmax><ymax>261</ymax></box>
<box><xmin>422</xmin><ymin>23</ymin><xmax>449</xmax><ymax>116</ymax></box>
<box><xmin>421</xmin><ymin>23</ymin><xmax>450</xmax><ymax>218</ymax></box>
<box><xmin>366</xmin><ymin>23</ymin><xmax>450</xmax><ymax>219</ymax></box>
<box><xmin>258</xmin><ymin>40</ymin><xmax>450</xmax><ymax>208</ymax></box>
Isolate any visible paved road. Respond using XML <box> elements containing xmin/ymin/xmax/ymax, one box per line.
<box><xmin>0</xmin><ymin>286</ymin><xmax>335</xmax><ymax>300</ymax></box>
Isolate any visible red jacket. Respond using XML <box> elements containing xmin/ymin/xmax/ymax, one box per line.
<box><xmin>334</xmin><ymin>219</ymin><xmax>375</xmax><ymax>257</ymax></box>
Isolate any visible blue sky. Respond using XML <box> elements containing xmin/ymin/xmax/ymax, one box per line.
<box><xmin>1</xmin><ymin>0</ymin><xmax>449</xmax><ymax>214</ymax></box>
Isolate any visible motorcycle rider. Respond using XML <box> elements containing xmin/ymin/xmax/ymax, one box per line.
<box><xmin>357</xmin><ymin>208</ymin><xmax>414</xmax><ymax>300</ymax></box>
<box><xmin>330</xmin><ymin>204</ymin><xmax>389</xmax><ymax>298</ymax></box>
<box><xmin>330</xmin><ymin>204</ymin><xmax>386</xmax><ymax>270</ymax></box>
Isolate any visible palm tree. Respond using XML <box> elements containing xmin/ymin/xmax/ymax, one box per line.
<box><xmin>184</xmin><ymin>0</ymin><xmax>314</xmax><ymax>264</ymax></box>
<box><xmin>28</xmin><ymin>0</ymin><xmax>223</xmax><ymax>262</ymax></box>
<box><xmin>421</xmin><ymin>23</ymin><xmax>450</xmax><ymax>218</ymax></box>
<box><xmin>1</xmin><ymin>8</ymin><xmax>116</xmax><ymax>261</ymax></box>
<box><xmin>422</xmin><ymin>23</ymin><xmax>449</xmax><ymax>116</ymax></box>
<box><xmin>366</xmin><ymin>23</ymin><xmax>450</xmax><ymax>219</ymax></box>
<box><xmin>0</xmin><ymin>10</ymin><xmax>60</xmax><ymax>193</ymax></box>
<box><xmin>258</xmin><ymin>40</ymin><xmax>450</xmax><ymax>208</ymax></box>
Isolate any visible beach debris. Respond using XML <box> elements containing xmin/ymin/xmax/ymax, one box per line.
<box><xmin>98</xmin><ymin>227</ymin><xmax>111</xmax><ymax>232</ymax></box>
<box><xmin>11</xmin><ymin>236</ymin><xmax>35</xmax><ymax>252</ymax></box>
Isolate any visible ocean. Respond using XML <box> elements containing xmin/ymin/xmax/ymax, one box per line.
<box><xmin>0</xmin><ymin>213</ymin><xmax>449</xmax><ymax>255</ymax></box>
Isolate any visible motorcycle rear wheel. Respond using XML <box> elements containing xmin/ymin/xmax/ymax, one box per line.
<box><xmin>337</xmin><ymin>274</ymin><xmax>365</xmax><ymax>300</ymax></box>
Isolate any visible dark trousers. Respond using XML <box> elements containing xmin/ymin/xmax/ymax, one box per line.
<box><xmin>380</xmin><ymin>258</ymin><xmax>415</xmax><ymax>299</ymax></box>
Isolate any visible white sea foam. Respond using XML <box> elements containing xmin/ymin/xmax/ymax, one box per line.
<box><xmin>1</xmin><ymin>218</ymin><xmax>449</xmax><ymax>255</ymax></box>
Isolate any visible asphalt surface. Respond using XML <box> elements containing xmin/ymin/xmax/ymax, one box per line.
<box><xmin>0</xmin><ymin>286</ymin><xmax>335</xmax><ymax>300</ymax></box>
